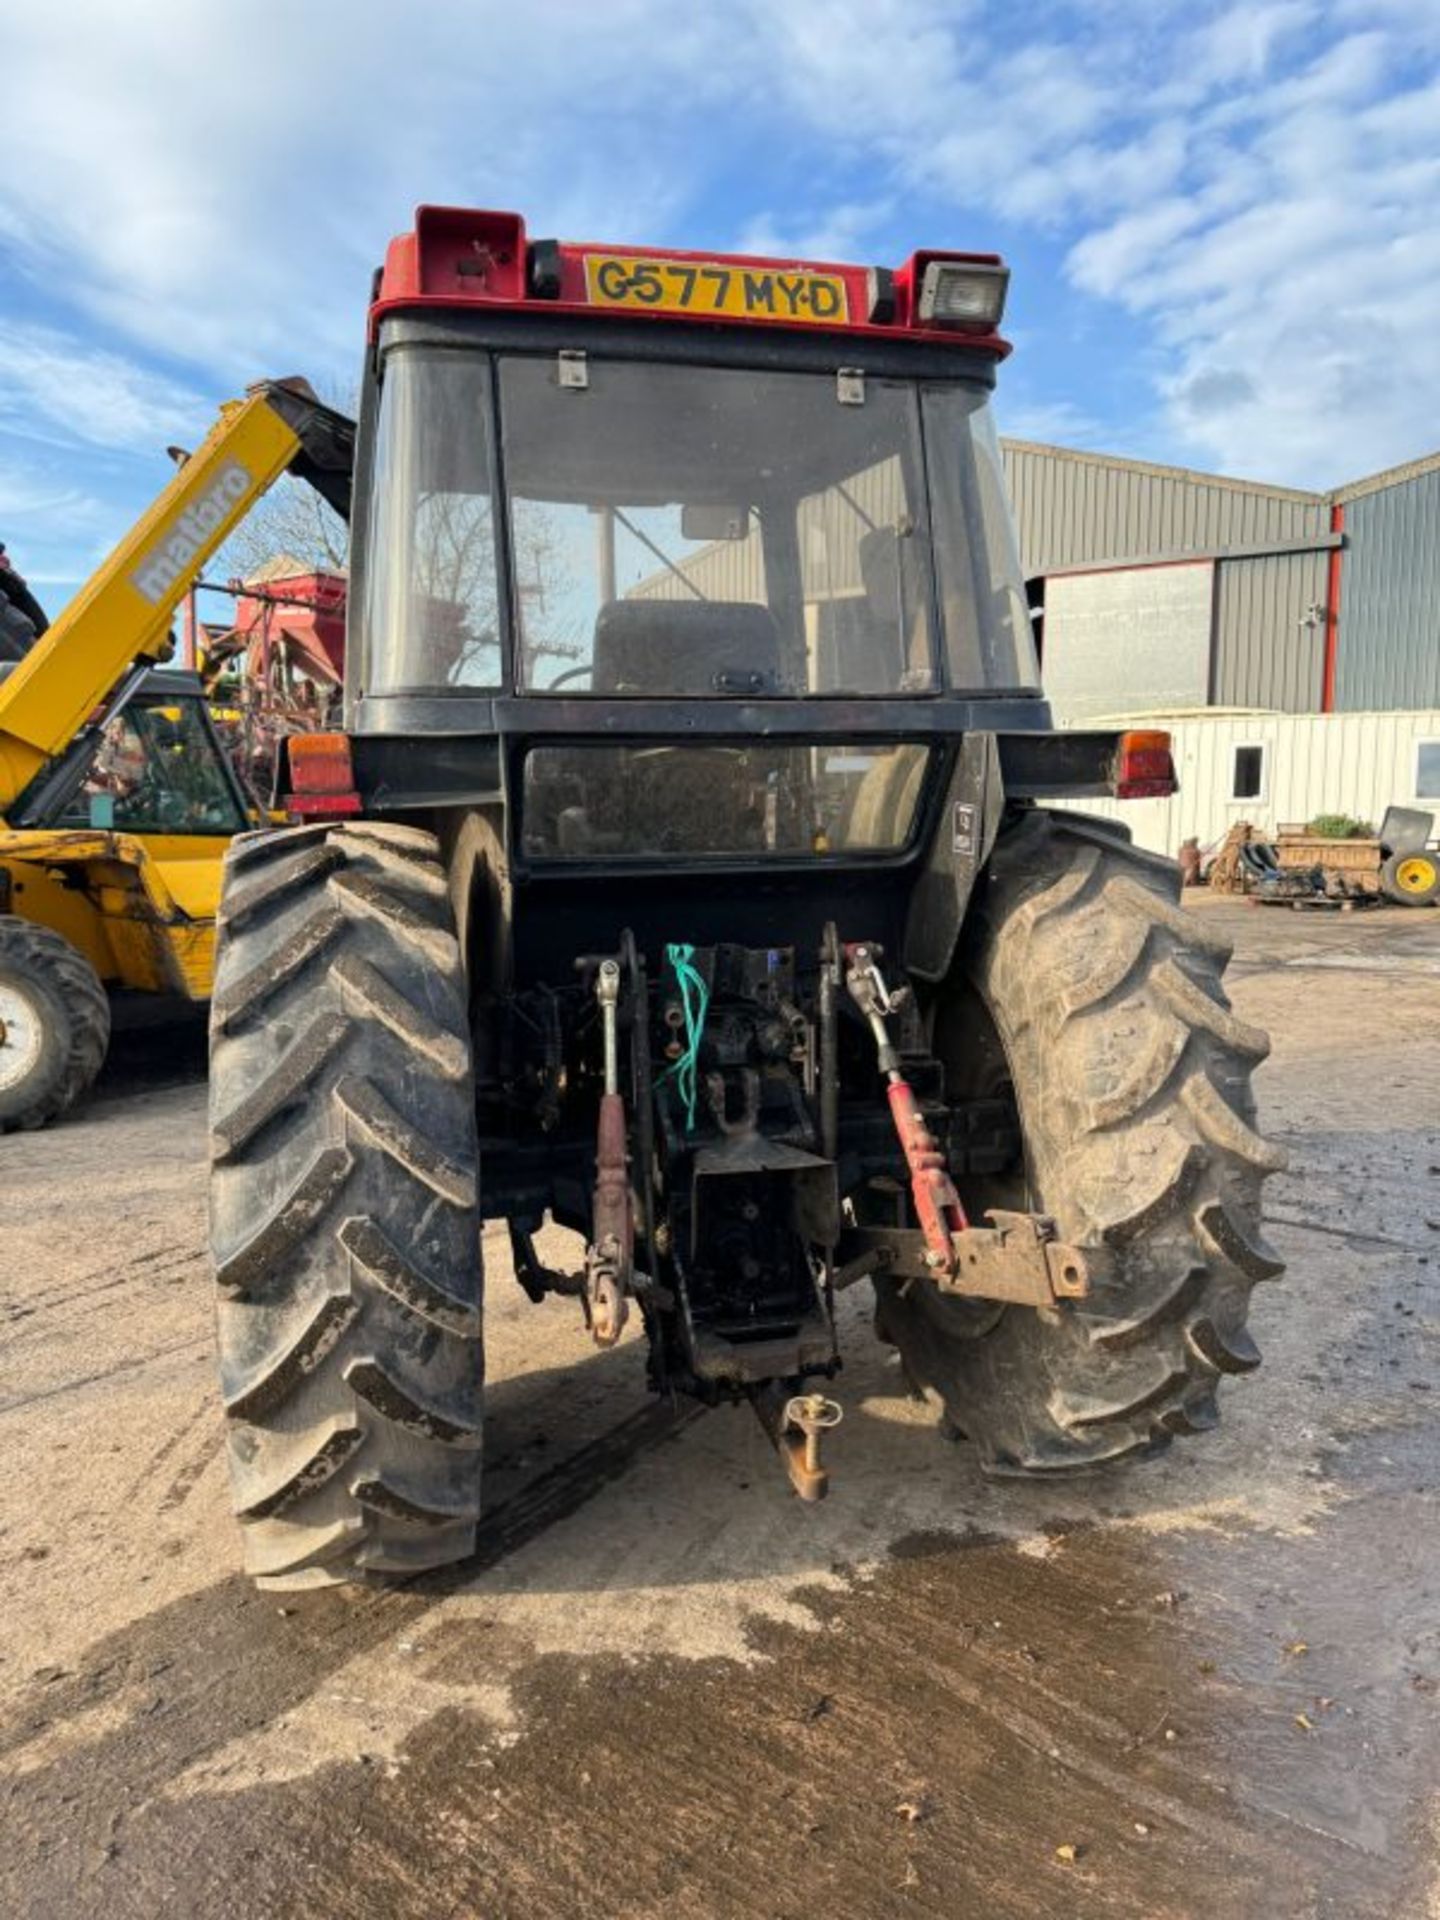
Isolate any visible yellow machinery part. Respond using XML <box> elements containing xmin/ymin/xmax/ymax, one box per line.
<box><xmin>0</xmin><ymin>392</ymin><xmax>302</xmax><ymax>812</ymax></box>
<box><xmin>0</xmin><ymin>853</ymin><xmax>117</xmax><ymax>980</ymax></box>
<box><xmin>0</xmin><ymin>829</ymin><xmax>229</xmax><ymax>999</ymax></box>
<box><xmin>1395</xmin><ymin>855</ymin><xmax>1438</xmax><ymax>895</ymax></box>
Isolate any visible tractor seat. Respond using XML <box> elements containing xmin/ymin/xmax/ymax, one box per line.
<box><xmin>592</xmin><ymin>599</ymin><xmax>782</xmax><ymax>696</ymax></box>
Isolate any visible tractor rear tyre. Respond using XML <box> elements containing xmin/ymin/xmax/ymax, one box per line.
<box><xmin>879</xmin><ymin>811</ymin><xmax>1286</xmax><ymax>1473</ymax></box>
<box><xmin>209</xmin><ymin>822</ymin><xmax>484</xmax><ymax>1589</ymax></box>
<box><xmin>0</xmin><ymin>916</ymin><xmax>110</xmax><ymax>1132</ymax></box>
<box><xmin>1380</xmin><ymin>849</ymin><xmax>1439</xmax><ymax>907</ymax></box>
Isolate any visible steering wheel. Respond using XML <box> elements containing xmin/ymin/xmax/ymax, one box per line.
<box><xmin>543</xmin><ymin>663</ymin><xmax>594</xmax><ymax>692</ymax></box>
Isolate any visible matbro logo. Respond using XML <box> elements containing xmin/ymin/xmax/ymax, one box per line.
<box><xmin>130</xmin><ymin>461</ymin><xmax>255</xmax><ymax>605</ymax></box>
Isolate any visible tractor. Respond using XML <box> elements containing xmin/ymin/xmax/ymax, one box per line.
<box><xmin>209</xmin><ymin>208</ymin><xmax>1286</xmax><ymax>1589</ymax></box>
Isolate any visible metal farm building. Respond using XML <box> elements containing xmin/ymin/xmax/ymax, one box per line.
<box><xmin>1005</xmin><ymin>440</ymin><xmax>1440</xmax><ymax>857</ymax></box>
<box><xmin>1004</xmin><ymin>442</ymin><xmax>1440</xmax><ymax>723</ymax></box>
<box><xmin>637</xmin><ymin>434</ymin><xmax>1440</xmax><ymax>723</ymax></box>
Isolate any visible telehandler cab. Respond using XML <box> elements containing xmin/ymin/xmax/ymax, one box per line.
<box><xmin>209</xmin><ymin>209</ymin><xmax>1285</xmax><ymax>1588</ymax></box>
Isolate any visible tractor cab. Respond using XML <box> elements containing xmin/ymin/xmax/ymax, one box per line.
<box><xmin>354</xmin><ymin>318</ymin><xmax>1038</xmax><ymax>706</ymax></box>
<box><xmin>342</xmin><ymin>211</ymin><xmax>1052</xmax><ymax>878</ymax></box>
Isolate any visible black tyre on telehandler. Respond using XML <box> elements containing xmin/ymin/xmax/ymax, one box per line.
<box><xmin>0</xmin><ymin>916</ymin><xmax>110</xmax><ymax>1132</ymax></box>
<box><xmin>878</xmin><ymin>814</ymin><xmax>1287</xmax><ymax>1472</ymax></box>
<box><xmin>208</xmin><ymin>822</ymin><xmax>483</xmax><ymax>1590</ymax></box>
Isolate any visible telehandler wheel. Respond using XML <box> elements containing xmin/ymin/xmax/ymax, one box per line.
<box><xmin>0</xmin><ymin>916</ymin><xmax>110</xmax><ymax>1132</ymax></box>
<box><xmin>209</xmin><ymin>821</ymin><xmax>484</xmax><ymax>1590</ymax></box>
<box><xmin>878</xmin><ymin>811</ymin><xmax>1286</xmax><ymax>1473</ymax></box>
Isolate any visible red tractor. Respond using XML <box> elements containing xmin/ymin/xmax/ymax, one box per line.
<box><xmin>206</xmin><ymin>209</ymin><xmax>1285</xmax><ymax>1590</ymax></box>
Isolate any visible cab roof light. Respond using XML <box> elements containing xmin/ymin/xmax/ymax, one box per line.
<box><xmin>1114</xmin><ymin>730</ymin><xmax>1177</xmax><ymax>801</ymax></box>
<box><xmin>916</xmin><ymin>259</ymin><xmax>1009</xmax><ymax>332</ymax></box>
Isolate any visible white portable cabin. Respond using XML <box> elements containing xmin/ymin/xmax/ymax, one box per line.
<box><xmin>1055</xmin><ymin>708</ymin><xmax>1440</xmax><ymax>860</ymax></box>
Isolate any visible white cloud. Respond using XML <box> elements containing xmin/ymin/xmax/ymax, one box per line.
<box><xmin>1064</xmin><ymin>26</ymin><xmax>1440</xmax><ymax>483</ymax></box>
<box><xmin>1067</xmin><ymin>199</ymin><xmax>1209</xmax><ymax>299</ymax></box>
<box><xmin>0</xmin><ymin>443</ymin><xmax>136</xmax><ymax>600</ymax></box>
<box><xmin>729</xmin><ymin>3</ymin><xmax>1440</xmax><ymax>483</ymax></box>
<box><xmin>746</xmin><ymin>20</ymin><xmax>1125</xmax><ymax>229</ymax></box>
<box><xmin>735</xmin><ymin>201</ymin><xmax>895</xmax><ymax>262</ymax></box>
<box><xmin>0</xmin><ymin>0</ymin><xmax>1436</xmax><ymax>518</ymax></box>
<box><xmin>0</xmin><ymin>3</ymin><xmax>730</xmax><ymax>378</ymax></box>
<box><xmin>997</xmin><ymin>397</ymin><xmax>1103</xmax><ymax>445</ymax></box>
<box><xmin>0</xmin><ymin>325</ymin><xmax>205</xmax><ymax>452</ymax></box>
<box><xmin>0</xmin><ymin>465</ymin><xmax>102</xmax><ymax>524</ymax></box>
<box><xmin>1188</xmin><ymin>1</ymin><xmax>1315</xmax><ymax>86</ymax></box>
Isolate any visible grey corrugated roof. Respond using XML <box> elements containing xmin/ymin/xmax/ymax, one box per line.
<box><xmin>1000</xmin><ymin>437</ymin><xmax>1440</xmax><ymax>509</ymax></box>
<box><xmin>998</xmin><ymin>438</ymin><xmax>1325</xmax><ymax>506</ymax></box>
<box><xmin>1330</xmin><ymin>449</ymin><xmax>1440</xmax><ymax>505</ymax></box>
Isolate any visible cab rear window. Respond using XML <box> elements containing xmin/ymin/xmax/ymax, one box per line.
<box><xmin>521</xmin><ymin>742</ymin><xmax>930</xmax><ymax>859</ymax></box>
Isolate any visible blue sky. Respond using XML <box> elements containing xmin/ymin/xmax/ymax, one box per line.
<box><xmin>3</xmin><ymin>0</ymin><xmax>1439</xmax><ymax>605</ymax></box>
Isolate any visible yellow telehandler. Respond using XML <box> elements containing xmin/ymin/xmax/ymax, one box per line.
<box><xmin>0</xmin><ymin>381</ymin><xmax>352</xmax><ymax>1129</ymax></box>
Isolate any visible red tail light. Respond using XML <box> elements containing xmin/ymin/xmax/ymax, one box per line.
<box><xmin>1114</xmin><ymin>730</ymin><xmax>1176</xmax><ymax>800</ymax></box>
<box><xmin>286</xmin><ymin>730</ymin><xmax>362</xmax><ymax>817</ymax></box>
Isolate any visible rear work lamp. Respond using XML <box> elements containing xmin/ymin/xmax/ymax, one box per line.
<box><xmin>916</xmin><ymin>260</ymin><xmax>1009</xmax><ymax>331</ymax></box>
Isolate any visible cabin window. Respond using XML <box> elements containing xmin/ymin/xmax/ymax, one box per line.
<box><xmin>1231</xmin><ymin>744</ymin><xmax>1265</xmax><ymax>802</ymax></box>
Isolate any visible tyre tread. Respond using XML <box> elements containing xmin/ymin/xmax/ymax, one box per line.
<box><xmin>208</xmin><ymin>823</ymin><xmax>482</xmax><ymax>1589</ymax></box>
<box><xmin>0</xmin><ymin>915</ymin><xmax>110</xmax><ymax>1131</ymax></box>
<box><xmin>881</xmin><ymin>811</ymin><xmax>1284</xmax><ymax>1474</ymax></box>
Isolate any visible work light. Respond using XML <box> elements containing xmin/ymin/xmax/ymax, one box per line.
<box><xmin>916</xmin><ymin>259</ymin><xmax>1009</xmax><ymax>331</ymax></box>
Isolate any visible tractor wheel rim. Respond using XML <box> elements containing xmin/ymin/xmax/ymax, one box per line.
<box><xmin>1397</xmin><ymin>857</ymin><xmax>1435</xmax><ymax>893</ymax></box>
<box><xmin>0</xmin><ymin>982</ymin><xmax>44</xmax><ymax>1092</ymax></box>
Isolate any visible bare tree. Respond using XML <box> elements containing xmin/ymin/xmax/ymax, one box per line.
<box><xmin>206</xmin><ymin>378</ymin><xmax>589</xmax><ymax>691</ymax></box>
<box><xmin>211</xmin><ymin>379</ymin><xmax>357</xmax><ymax>584</ymax></box>
<box><xmin>218</xmin><ymin>476</ymin><xmax>349</xmax><ymax>581</ymax></box>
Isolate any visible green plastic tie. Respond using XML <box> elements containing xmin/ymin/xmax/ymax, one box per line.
<box><xmin>657</xmin><ymin>942</ymin><xmax>709</xmax><ymax>1132</ymax></box>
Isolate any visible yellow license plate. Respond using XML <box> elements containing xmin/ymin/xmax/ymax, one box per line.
<box><xmin>583</xmin><ymin>254</ymin><xmax>849</xmax><ymax>325</ymax></box>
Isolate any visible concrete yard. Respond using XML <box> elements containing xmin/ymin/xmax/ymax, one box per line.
<box><xmin>1</xmin><ymin>897</ymin><xmax>1438</xmax><ymax>1920</ymax></box>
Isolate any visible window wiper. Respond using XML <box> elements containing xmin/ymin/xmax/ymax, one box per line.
<box><xmin>612</xmin><ymin>507</ymin><xmax>707</xmax><ymax>600</ymax></box>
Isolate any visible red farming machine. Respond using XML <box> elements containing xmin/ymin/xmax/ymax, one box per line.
<box><xmin>187</xmin><ymin>566</ymin><xmax>347</xmax><ymax>800</ymax></box>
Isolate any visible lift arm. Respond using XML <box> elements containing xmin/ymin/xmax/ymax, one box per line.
<box><xmin>0</xmin><ymin>381</ymin><xmax>353</xmax><ymax>821</ymax></box>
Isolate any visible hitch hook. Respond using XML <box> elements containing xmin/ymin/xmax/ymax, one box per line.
<box><xmin>752</xmin><ymin>1385</ymin><xmax>843</xmax><ymax>1501</ymax></box>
